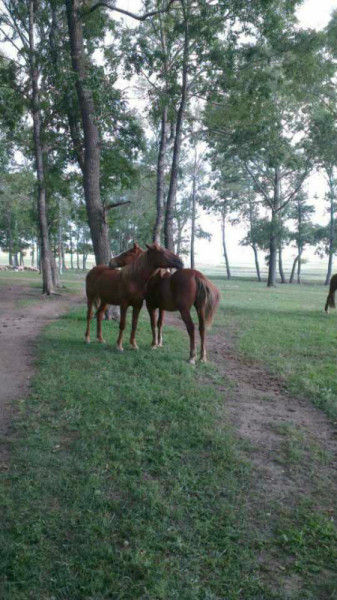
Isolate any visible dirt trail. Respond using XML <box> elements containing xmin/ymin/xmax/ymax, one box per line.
<box><xmin>0</xmin><ymin>284</ymin><xmax>83</xmax><ymax>466</ymax></box>
<box><xmin>166</xmin><ymin>312</ymin><xmax>337</xmax><ymax>510</ymax></box>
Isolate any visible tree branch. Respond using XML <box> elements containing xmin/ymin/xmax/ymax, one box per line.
<box><xmin>105</xmin><ymin>200</ymin><xmax>131</xmax><ymax>211</ymax></box>
<box><xmin>244</xmin><ymin>162</ymin><xmax>273</xmax><ymax>209</ymax></box>
<box><xmin>83</xmin><ymin>0</ymin><xmax>178</xmax><ymax>20</ymax></box>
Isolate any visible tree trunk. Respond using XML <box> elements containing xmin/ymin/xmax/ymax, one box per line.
<box><xmin>70</xmin><ymin>232</ymin><xmax>74</xmax><ymax>269</ymax></box>
<box><xmin>289</xmin><ymin>255</ymin><xmax>299</xmax><ymax>283</ymax></box>
<box><xmin>221</xmin><ymin>211</ymin><xmax>231</xmax><ymax>280</ymax></box>
<box><xmin>268</xmin><ymin>223</ymin><xmax>278</xmax><ymax>287</ymax></box>
<box><xmin>297</xmin><ymin>248</ymin><xmax>303</xmax><ymax>283</ymax></box>
<box><xmin>164</xmin><ymin>3</ymin><xmax>189</xmax><ymax>251</ymax></box>
<box><xmin>29</xmin><ymin>0</ymin><xmax>53</xmax><ymax>294</ymax></box>
<box><xmin>190</xmin><ymin>164</ymin><xmax>197</xmax><ymax>269</ymax></box>
<box><xmin>278</xmin><ymin>247</ymin><xmax>287</xmax><ymax>283</ymax></box>
<box><xmin>153</xmin><ymin>106</ymin><xmax>168</xmax><ymax>244</ymax></box>
<box><xmin>50</xmin><ymin>251</ymin><xmax>60</xmax><ymax>288</ymax></box>
<box><xmin>8</xmin><ymin>214</ymin><xmax>13</xmax><ymax>266</ymax></box>
<box><xmin>31</xmin><ymin>241</ymin><xmax>35</xmax><ymax>267</ymax></box>
<box><xmin>58</xmin><ymin>222</ymin><xmax>63</xmax><ymax>275</ymax></box>
<box><xmin>65</xmin><ymin>0</ymin><xmax>110</xmax><ymax>266</ymax></box>
<box><xmin>252</xmin><ymin>244</ymin><xmax>262</xmax><ymax>282</ymax></box>
<box><xmin>325</xmin><ymin>182</ymin><xmax>334</xmax><ymax>285</ymax></box>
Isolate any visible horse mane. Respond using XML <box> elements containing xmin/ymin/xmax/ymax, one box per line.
<box><xmin>120</xmin><ymin>250</ymin><xmax>151</xmax><ymax>282</ymax></box>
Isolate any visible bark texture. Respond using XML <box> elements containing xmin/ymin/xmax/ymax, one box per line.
<box><xmin>29</xmin><ymin>0</ymin><xmax>54</xmax><ymax>294</ymax></box>
<box><xmin>65</xmin><ymin>0</ymin><xmax>111</xmax><ymax>266</ymax></box>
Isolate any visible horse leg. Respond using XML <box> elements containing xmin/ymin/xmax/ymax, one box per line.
<box><xmin>130</xmin><ymin>304</ymin><xmax>142</xmax><ymax>350</ymax></box>
<box><xmin>96</xmin><ymin>302</ymin><xmax>108</xmax><ymax>343</ymax></box>
<box><xmin>179</xmin><ymin>308</ymin><xmax>196</xmax><ymax>365</ymax></box>
<box><xmin>116</xmin><ymin>304</ymin><xmax>128</xmax><ymax>352</ymax></box>
<box><xmin>197</xmin><ymin>306</ymin><xmax>207</xmax><ymax>362</ymax></box>
<box><xmin>157</xmin><ymin>309</ymin><xmax>164</xmax><ymax>347</ymax></box>
<box><xmin>85</xmin><ymin>299</ymin><xmax>93</xmax><ymax>343</ymax></box>
<box><xmin>148</xmin><ymin>307</ymin><xmax>158</xmax><ymax>348</ymax></box>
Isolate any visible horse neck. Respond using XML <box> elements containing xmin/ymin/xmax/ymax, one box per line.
<box><xmin>123</xmin><ymin>252</ymin><xmax>156</xmax><ymax>289</ymax></box>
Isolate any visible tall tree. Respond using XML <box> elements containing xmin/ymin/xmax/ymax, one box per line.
<box><xmin>205</xmin><ymin>21</ymin><xmax>330</xmax><ymax>285</ymax></box>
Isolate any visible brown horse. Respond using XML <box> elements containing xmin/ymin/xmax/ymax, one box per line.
<box><xmin>85</xmin><ymin>244</ymin><xmax>183</xmax><ymax>350</ymax></box>
<box><xmin>145</xmin><ymin>269</ymin><xmax>220</xmax><ymax>364</ymax></box>
<box><xmin>109</xmin><ymin>242</ymin><xmax>143</xmax><ymax>269</ymax></box>
<box><xmin>325</xmin><ymin>273</ymin><xmax>337</xmax><ymax>313</ymax></box>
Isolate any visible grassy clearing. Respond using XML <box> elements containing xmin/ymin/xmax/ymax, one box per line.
<box><xmin>0</xmin><ymin>269</ymin><xmax>85</xmax><ymax>295</ymax></box>
<box><xmin>1</xmin><ymin>276</ymin><xmax>337</xmax><ymax>599</ymax></box>
<box><xmin>1</xmin><ymin>310</ymin><xmax>273</xmax><ymax>600</ymax></box>
<box><xmin>212</xmin><ymin>278</ymin><xmax>337</xmax><ymax>419</ymax></box>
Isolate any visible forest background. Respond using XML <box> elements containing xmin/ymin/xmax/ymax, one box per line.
<box><xmin>1</xmin><ymin>0</ymin><xmax>337</xmax><ymax>290</ymax></box>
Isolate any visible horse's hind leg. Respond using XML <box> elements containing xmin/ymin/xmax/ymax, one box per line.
<box><xmin>85</xmin><ymin>299</ymin><xmax>93</xmax><ymax>343</ymax></box>
<box><xmin>196</xmin><ymin>306</ymin><xmax>207</xmax><ymax>362</ymax></box>
<box><xmin>148</xmin><ymin>306</ymin><xmax>158</xmax><ymax>348</ymax></box>
<box><xmin>325</xmin><ymin>295</ymin><xmax>330</xmax><ymax>314</ymax></box>
<box><xmin>157</xmin><ymin>309</ymin><xmax>164</xmax><ymax>347</ymax></box>
<box><xmin>179</xmin><ymin>308</ymin><xmax>196</xmax><ymax>364</ymax></box>
<box><xmin>96</xmin><ymin>303</ymin><xmax>108</xmax><ymax>342</ymax></box>
<box><xmin>116</xmin><ymin>304</ymin><xmax>128</xmax><ymax>352</ymax></box>
<box><xmin>130</xmin><ymin>304</ymin><xmax>142</xmax><ymax>350</ymax></box>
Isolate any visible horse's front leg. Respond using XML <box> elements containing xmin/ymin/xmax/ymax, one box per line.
<box><xmin>179</xmin><ymin>308</ymin><xmax>196</xmax><ymax>365</ymax></box>
<box><xmin>116</xmin><ymin>304</ymin><xmax>128</xmax><ymax>352</ymax></box>
<box><xmin>130</xmin><ymin>303</ymin><xmax>142</xmax><ymax>350</ymax></box>
<box><xmin>157</xmin><ymin>309</ymin><xmax>165</xmax><ymax>347</ymax></box>
<box><xmin>147</xmin><ymin>305</ymin><xmax>158</xmax><ymax>348</ymax></box>
<box><xmin>85</xmin><ymin>298</ymin><xmax>93</xmax><ymax>343</ymax></box>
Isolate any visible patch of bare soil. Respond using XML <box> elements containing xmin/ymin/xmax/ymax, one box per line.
<box><xmin>165</xmin><ymin>312</ymin><xmax>337</xmax><ymax>594</ymax></box>
<box><xmin>0</xmin><ymin>284</ymin><xmax>83</xmax><ymax>467</ymax></box>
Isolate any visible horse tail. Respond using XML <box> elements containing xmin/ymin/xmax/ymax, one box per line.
<box><xmin>195</xmin><ymin>275</ymin><xmax>220</xmax><ymax>327</ymax></box>
<box><xmin>325</xmin><ymin>275</ymin><xmax>337</xmax><ymax>312</ymax></box>
<box><xmin>86</xmin><ymin>272</ymin><xmax>101</xmax><ymax>310</ymax></box>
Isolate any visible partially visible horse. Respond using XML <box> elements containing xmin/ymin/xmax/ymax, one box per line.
<box><xmin>325</xmin><ymin>273</ymin><xmax>337</xmax><ymax>313</ymax></box>
<box><xmin>109</xmin><ymin>242</ymin><xmax>144</xmax><ymax>269</ymax></box>
<box><xmin>145</xmin><ymin>269</ymin><xmax>220</xmax><ymax>364</ymax></box>
<box><xmin>85</xmin><ymin>244</ymin><xmax>183</xmax><ymax>351</ymax></box>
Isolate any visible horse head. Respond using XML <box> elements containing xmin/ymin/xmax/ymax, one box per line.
<box><xmin>145</xmin><ymin>243</ymin><xmax>183</xmax><ymax>270</ymax></box>
<box><xmin>109</xmin><ymin>242</ymin><xmax>144</xmax><ymax>269</ymax></box>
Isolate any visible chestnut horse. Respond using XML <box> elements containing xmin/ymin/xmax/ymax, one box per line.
<box><xmin>325</xmin><ymin>273</ymin><xmax>337</xmax><ymax>313</ymax></box>
<box><xmin>145</xmin><ymin>269</ymin><xmax>220</xmax><ymax>364</ymax></box>
<box><xmin>85</xmin><ymin>244</ymin><xmax>183</xmax><ymax>350</ymax></box>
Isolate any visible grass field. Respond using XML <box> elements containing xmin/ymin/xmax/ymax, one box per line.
<box><xmin>1</xmin><ymin>271</ymin><xmax>337</xmax><ymax>599</ymax></box>
<box><xmin>212</xmin><ymin>277</ymin><xmax>337</xmax><ymax>419</ymax></box>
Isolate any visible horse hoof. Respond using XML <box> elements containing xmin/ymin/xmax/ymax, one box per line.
<box><xmin>200</xmin><ymin>357</ymin><xmax>207</xmax><ymax>363</ymax></box>
<box><xmin>98</xmin><ymin>339</ymin><xmax>106</xmax><ymax>344</ymax></box>
<box><xmin>188</xmin><ymin>358</ymin><xmax>196</xmax><ymax>365</ymax></box>
<box><xmin>85</xmin><ymin>338</ymin><xmax>90</xmax><ymax>344</ymax></box>
<box><xmin>131</xmin><ymin>345</ymin><xmax>139</xmax><ymax>351</ymax></box>
<box><xmin>151</xmin><ymin>345</ymin><xmax>158</xmax><ymax>350</ymax></box>
<box><xmin>116</xmin><ymin>346</ymin><xmax>124</xmax><ymax>353</ymax></box>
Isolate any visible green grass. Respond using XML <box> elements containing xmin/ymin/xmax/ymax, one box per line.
<box><xmin>1</xmin><ymin>311</ymin><xmax>272</xmax><ymax>600</ymax></box>
<box><xmin>211</xmin><ymin>278</ymin><xmax>337</xmax><ymax>419</ymax></box>
<box><xmin>1</xmin><ymin>277</ymin><xmax>337</xmax><ymax>599</ymax></box>
<box><xmin>0</xmin><ymin>268</ymin><xmax>85</xmax><ymax>295</ymax></box>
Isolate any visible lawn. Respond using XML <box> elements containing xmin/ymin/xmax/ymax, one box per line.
<box><xmin>1</xmin><ymin>273</ymin><xmax>337</xmax><ymax>599</ymax></box>
<box><xmin>212</xmin><ymin>277</ymin><xmax>337</xmax><ymax>419</ymax></box>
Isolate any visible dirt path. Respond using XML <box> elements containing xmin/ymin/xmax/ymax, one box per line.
<box><xmin>0</xmin><ymin>284</ymin><xmax>83</xmax><ymax>466</ymax></box>
<box><xmin>165</xmin><ymin>312</ymin><xmax>337</xmax><ymax>588</ymax></box>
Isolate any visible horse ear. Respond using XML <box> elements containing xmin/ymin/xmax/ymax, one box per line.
<box><xmin>133</xmin><ymin>242</ymin><xmax>138</xmax><ymax>249</ymax></box>
<box><xmin>146</xmin><ymin>243</ymin><xmax>152</xmax><ymax>250</ymax></box>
